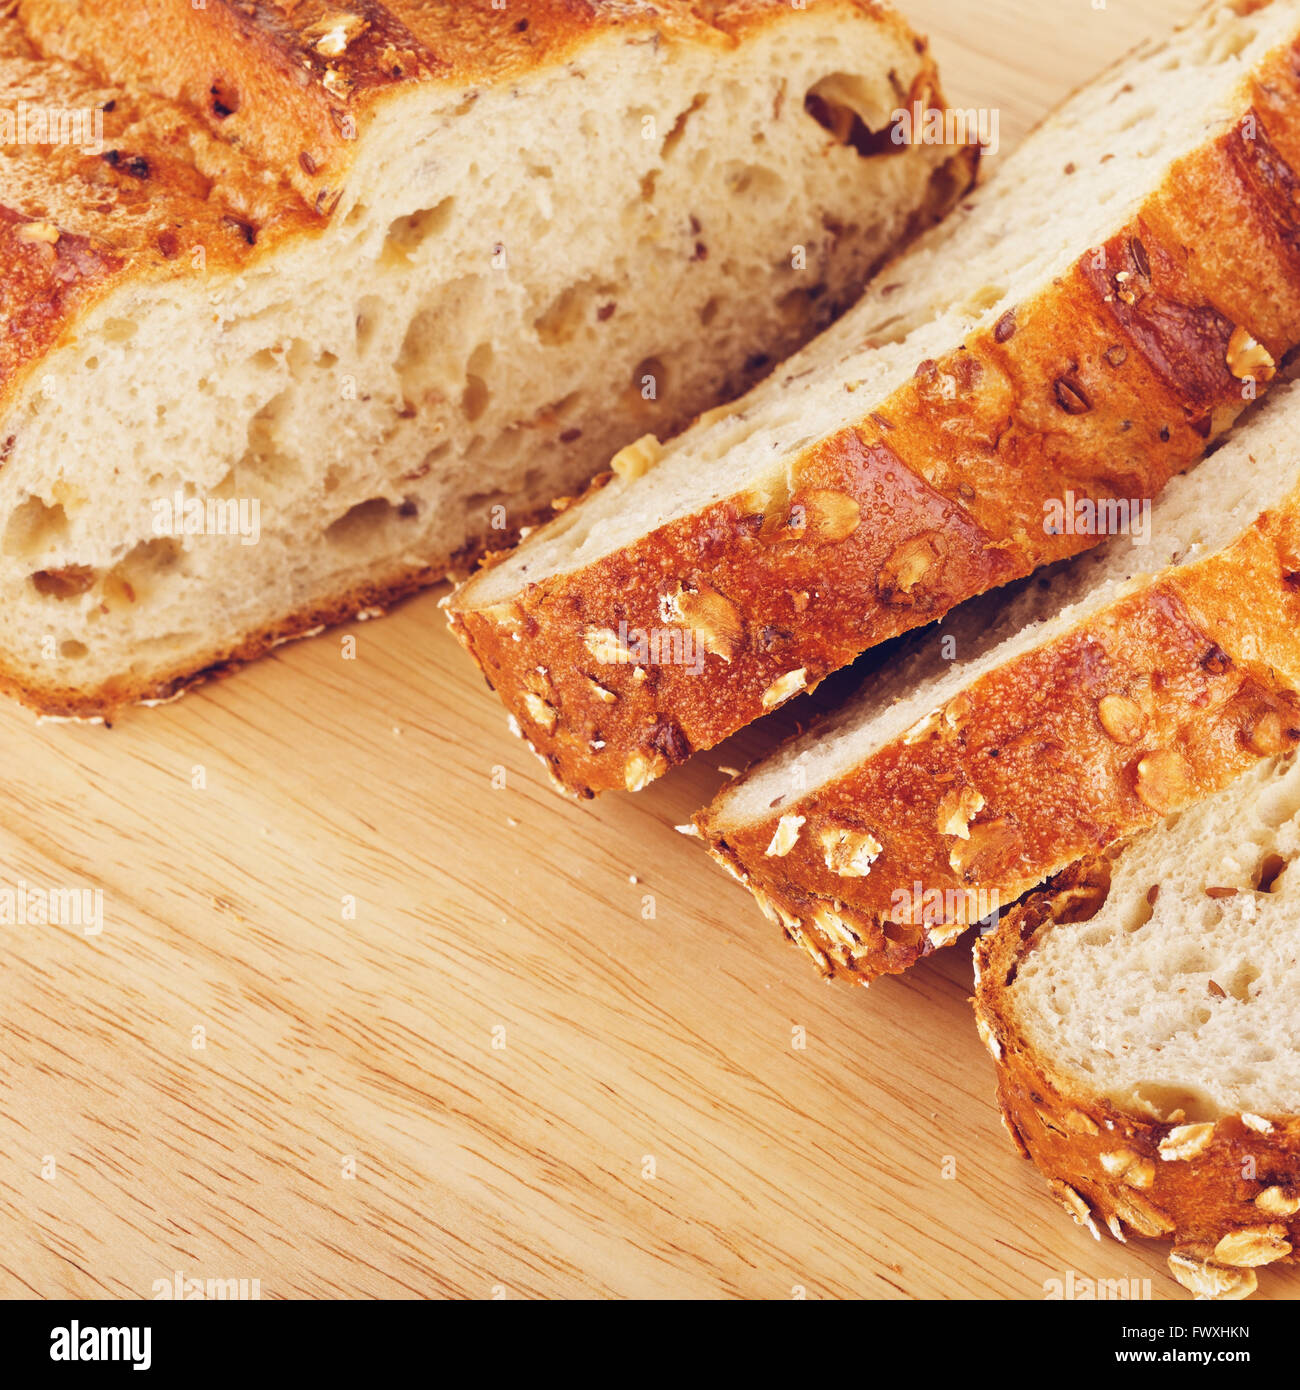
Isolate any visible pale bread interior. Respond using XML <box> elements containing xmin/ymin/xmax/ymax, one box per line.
<box><xmin>711</xmin><ymin>375</ymin><xmax>1300</xmax><ymax>826</ymax></box>
<box><xmin>0</xmin><ymin>8</ymin><xmax>948</xmax><ymax>698</ymax></box>
<box><xmin>1002</xmin><ymin>750</ymin><xmax>1300</xmax><ymax>1121</ymax></box>
<box><xmin>462</xmin><ymin>0</ymin><xmax>1292</xmax><ymax>610</ymax></box>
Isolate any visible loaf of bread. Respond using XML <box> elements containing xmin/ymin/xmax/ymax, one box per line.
<box><xmin>0</xmin><ymin>0</ymin><xmax>969</xmax><ymax>715</ymax></box>
<box><xmin>450</xmin><ymin>0</ymin><xmax>1300</xmax><ymax>798</ymax></box>
<box><xmin>974</xmin><ymin>750</ymin><xmax>1300</xmax><ymax>1300</ymax></box>
<box><xmin>695</xmin><ymin>375</ymin><xmax>1300</xmax><ymax>984</ymax></box>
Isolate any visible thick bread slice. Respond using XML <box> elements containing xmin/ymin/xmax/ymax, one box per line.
<box><xmin>696</xmin><ymin>376</ymin><xmax>1300</xmax><ymax>984</ymax></box>
<box><xmin>974</xmin><ymin>751</ymin><xmax>1300</xmax><ymax>1301</ymax></box>
<box><xmin>450</xmin><ymin>0</ymin><xmax>1300</xmax><ymax>798</ymax></box>
<box><xmin>0</xmin><ymin>1</ymin><xmax>967</xmax><ymax>716</ymax></box>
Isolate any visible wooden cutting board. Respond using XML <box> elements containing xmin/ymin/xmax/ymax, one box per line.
<box><xmin>4</xmin><ymin>0</ymin><xmax>1295</xmax><ymax>1302</ymax></box>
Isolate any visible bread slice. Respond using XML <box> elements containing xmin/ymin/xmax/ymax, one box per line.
<box><xmin>450</xmin><ymin>0</ymin><xmax>1300</xmax><ymax>798</ymax></box>
<box><xmin>974</xmin><ymin>750</ymin><xmax>1300</xmax><ymax>1300</ymax></box>
<box><xmin>696</xmin><ymin>373</ymin><xmax>1300</xmax><ymax>985</ymax></box>
<box><xmin>0</xmin><ymin>1</ymin><xmax>968</xmax><ymax>717</ymax></box>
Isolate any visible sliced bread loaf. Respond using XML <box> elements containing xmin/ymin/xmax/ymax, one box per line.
<box><xmin>695</xmin><ymin>376</ymin><xmax>1300</xmax><ymax>983</ymax></box>
<box><xmin>0</xmin><ymin>0</ymin><xmax>967</xmax><ymax>715</ymax></box>
<box><xmin>450</xmin><ymin>0</ymin><xmax>1300</xmax><ymax>797</ymax></box>
<box><xmin>974</xmin><ymin>750</ymin><xmax>1300</xmax><ymax>1300</ymax></box>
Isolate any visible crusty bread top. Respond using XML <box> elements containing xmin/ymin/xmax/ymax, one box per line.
<box><xmin>16</xmin><ymin>0</ymin><xmax>906</xmax><ymax>205</ymax></box>
<box><xmin>0</xmin><ymin>14</ymin><xmax>316</xmax><ymax>425</ymax></box>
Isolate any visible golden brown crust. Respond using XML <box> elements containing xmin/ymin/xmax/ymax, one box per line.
<box><xmin>449</xmin><ymin>28</ymin><xmax>1300</xmax><ymax>801</ymax></box>
<box><xmin>974</xmin><ymin>877</ymin><xmax>1300</xmax><ymax>1297</ymax></box>
<box><xmin>0</xmin><ymin>15</ymin><xmax>315</xmax><ymax>413</ymax></box>
<box><xmin>697</xmin><ymin>493</ymin><xmax>1300</xmax><ymax>984</ymax></box>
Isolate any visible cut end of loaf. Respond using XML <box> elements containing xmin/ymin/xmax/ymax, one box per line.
<box><xmin>975</xmin><ymin>751</ymin><xmax>1300</xmax><ymax>1295</ymax></box>
<box><xmin>984</xmin><ymin>751</ymin><xmax>1300</xmax><ymax>1121</ymax></box>
<box><xmin>0</xmin><ymin>2</ymin><xmax>969</xmax><ymax>715</ymax></box>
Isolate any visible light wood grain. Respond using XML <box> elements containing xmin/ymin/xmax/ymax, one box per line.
<box><xmin>4</xmin><ymin>0</ymin><xmax>1297</xmax><ymax>1301</ymax></box>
